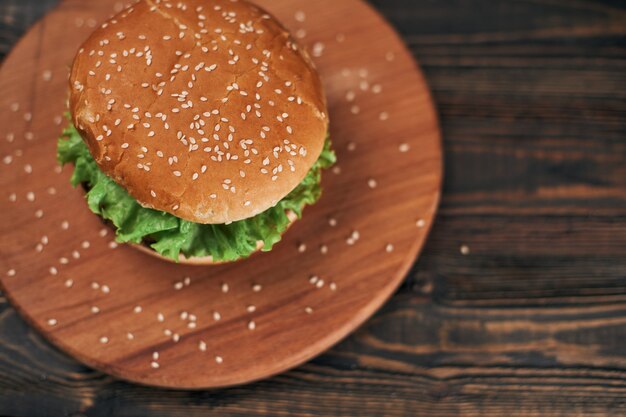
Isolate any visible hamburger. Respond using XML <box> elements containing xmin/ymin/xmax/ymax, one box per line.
<box><xmin>57</xmin><ymin>0</ymin><xmax>335</xmax><ymax>264</ymax></box>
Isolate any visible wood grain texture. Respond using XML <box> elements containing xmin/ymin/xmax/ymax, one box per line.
<box><xmin>1</xmin><ymin>0</ymin><xmax>626</xmax><ymax>416</ymax></box>
<box><xmin>0</xmin><ymin>0</ymin><xmax>441</xmax><ymax>390</ymax></box>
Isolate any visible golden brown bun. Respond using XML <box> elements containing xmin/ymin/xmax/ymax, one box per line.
<box><xmin>130</xmin><ymin>210</ymin><xmax>297</xmax><ymax>265</ymax></box>
<box><xmin>69</xmin><ymin>0</ymin><xmax>328</xmax><ymax>224</ymax></box>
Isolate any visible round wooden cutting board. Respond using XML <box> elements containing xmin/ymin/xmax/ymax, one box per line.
<box><xmin>0</xmin><ymin>0</ymin><xmax>441</xmax><ymax>389</ymax></box>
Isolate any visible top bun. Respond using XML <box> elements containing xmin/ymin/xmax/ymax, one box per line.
<box><xmin>69</xmin><ymin>0</ymin><xmax>328</xmax><ymax>224</ymax></box>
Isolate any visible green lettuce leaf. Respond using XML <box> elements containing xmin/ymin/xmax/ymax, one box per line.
<box><xmin>57</xmin><ymin>124</ymin><xmax>335</xmax><ymax>262</ymax></box>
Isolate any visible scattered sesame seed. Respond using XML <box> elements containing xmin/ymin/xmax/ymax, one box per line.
<box><xmin>150</xmin><ymin>361</ymin><xmax>160</xmax><ymax>369</ymax></box>
<box><xmin>47</xmin><ymin>318</ymin><xmax>57</xmax><ymax>326</ymax></box>
<box><xmin>215</xmin><ymin>355</ymin><xmax>223</xmax><ymax>364</ymax></box>
<box><xmin>49</xmin><ymin>267</ymin><xmax>58</xmax><ymax>276</ymax></box>
<box><xmin>328</xmin><ymin>218</ymin><xmax>337</xmax><ymax>227</ymax></box>
<box><xmin>399</xmin><ymin>143</ymin><xmax>410</xmax><ymax>153</ymax></box>
<box><xmin>298</xmin><ymin>243</ymin><xmax>307</xmax><ymax>253</ymax></box>
<box><xmin>127</xmin><ymin>332</ymin><xmax>134</xmax><ymax>340</ymax></box>
<box><xmin>100</xmin><ymin>336</ymin><xmax>109</xmax><ymax>344</ymax></box>
<box><xmin>134</xmin><ymin>305</ymin><xmax>142</xmax><ymax>313</ymax></box>
<box><xmin>61</xmin><ymin>220</ymin><xmax>69</xmax><ymax>230</ymax></box>
<box><xmin>108</xmin><ymin>241</ymin><xmax>118</xmax><ymax>249</ymax></box>
<box><xmin>252</xmin><ymin>284</ymin><xmax>262</xmax><ymax>292</ymax></box>
<box><xmin>213</xmin><ymin>311</ymin><xmax>221</xmax><ymax>321</ymax></box>
<box><xmin>379</xmin><ymin>112</ymin><xmax>389</xmax><ymax>121</ymax></box>
<box><xmin>385</xmin><ymin>244</ymin><xmax>395</xmax><ymax>253</ymax></box>
<box><xmin>6</xmin><ymin>269</ymin><xmax>16</xmax><ymax>277</ymax></box>
<box><xmin>368</xmin><ymin>179</ymin><xmax>378</xmax><ymax>189</ymax></box>
<box><xmin>199</xmin><ymin>341</ymin><xmax>207</xmax><ymax>351</ymax></box>
<box><xmin>221</xmin><ymin>282</ymin><xmax>229</xmax><ymax>293</ymax></box>
<box><xmin>91</xmin><ymin>306</ymin><xmax>100</xmax><ymax>314</ymax></box>
<box><xmin>416</xmin><ymin>219</ymin><xmax>426</xmax><ymax>228</ymax></box>
<box><xmin>320</xmin><ymin>245</ymin><xmax>328</xmax><ymax>255</ymax></box>
<box><xmin>157</xmin><ymin>313</ymin><xmax>165</xmax><ymax>322</ymax></box>
<box><xmin>294</xmin><ymin>11</ymin><xmax>306</xmax><ymax>22</ymax></box>
<box><xmin>247</xmin><ymin>305</ymin><xmax>256</xmax><ymax>313</ymax></box>
<box><xmin>248</xmin><ymin>320</ymin><xmax>256</xmax><ymax>330</ymax></box>
<box><xmin>65</xmin><ymin>279</ymin><xmax>74</xmax><ymax>288</ymax></box>
<box><xmin>330</xmin><ymin>282</ymin><xmax>338</xmax><ymax>291</ymax></box>
<box><xmin>305</xmin><ymin>307</ymin><xmax>313</xmax><ymax>314</ymax></box>
<box><xmin>460</xmin><ymin>245</ymin><xmax>470</xmax><ymax>255</ymax></box>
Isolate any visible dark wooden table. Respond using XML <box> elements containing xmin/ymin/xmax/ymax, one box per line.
<box><xmin>1</xmin><ymin>0</ymin><xmax>625</xmax><ymax>416</ymax></box>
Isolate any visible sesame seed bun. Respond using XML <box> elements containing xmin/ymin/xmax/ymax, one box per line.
<box><xmin>69</xmin><ymin>0</ymin><xmax>328</xmax><ymax>225</ymax></box>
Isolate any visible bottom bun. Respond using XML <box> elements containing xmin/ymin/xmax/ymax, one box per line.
<box><xmin>129</xmin><ymin>210</ymin><xmax>298</xmax><ymax>265</ymax></box>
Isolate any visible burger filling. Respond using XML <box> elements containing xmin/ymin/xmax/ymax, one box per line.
<box><xmin>57</xmin><ymin>124</ymin><xmax>335</xmax><ymax>262</ymax></box>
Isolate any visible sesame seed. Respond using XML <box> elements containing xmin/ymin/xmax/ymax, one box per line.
<box><xmin>134</xmin><ymin>305</ymin><xmax>142</xmax><ymax>313</ymax></box>
<box><xmin>215</xmin><ymin>356</ymin><xmax>223</xmax><ymax>364</ymax></box>
<box><xmin>65</xmin><ymin>279</ymin><xmax>74</xmax><ymax>288</ymax></box>
<box><xmin>330</xmin><ymin>282</ymin><xmax>338</xmax><ymax>291</ymax></box>
<box><xmin>320</xmin><ymin>245</ymin><xmax>328</xmax><ymax>255</ymax></box>
<box><xmin>199</xmin><ymin>341</ymin><xmax>207</xmax><ymax>351</ymax></box>
<box><xmin>379</xmin><ymin>112</ymin><xmax>389</xmax><ymax>121</ymax></box>
<box><xmin>213</xmin><ymin>311</ymin><xmax>221</xmax><ymax>321</ymax></box>
<box><xmin>305</xmin><ymin>307</ymin><xmax>313</xmax><ymax>314</ymax></box>
<box><xmin>49</xmin><ymin>267</ymin><xmax>58</xmax><ymax>275</ymax></box>
<box><xmin>47</xmin><ymin>318</ymin><xmax>57</xmax><ymax>326</ymax></box>
<box><xmin>221</xmin><ymin>282</ymin><xmax>229</xmax><ymax>293</ymax></box>
<box><xmin>298</xmin><ymin>243</ymin><xmax>307</xmax><ymax>253</ymax></box>
<box><xmin>368</xmin><ymin>179</ymin><xmax>378</xmax><ymax>189</ymax></box>
<box><xmin>100</xmin><ymin>336</ymin><xmax>109</xmax><ymax>344</ymax></box>
<box><xmin>386</xmin><ymin>244</ymin><xmax>394</xmax><ymax>253</ymax></box>
<box><xmin>127</xmin><ymin>332</ymin><xmax>134</xmax><ymax>340</ymax></box>
<box><xmin>247</xmin><ymin>305</ymin><xmax>256</xmax><ymax>313</ymax></box>
<box><xmin>460</xmin><ymin>245</ymin><xmax>470</xmax><ymax>255</ymax></box>
<box><xmin>150</xmin><ymin>361</ymin><xmax>160</xmax><ymax>369</ymax></box>
<box><xmin>328</xmin><ymin>218</ymin><xmax>337</xmax><ymax>227</ymax></box>
<box><xmin>252</xmin><ymin>284</ymin><xmax>262</xmax><ymax>292</ymax></box>
<box><xmin>416</xmin><ymin>219</ymin><xmax>426</xmax><ymax>228</ymax></box>
<box><xmin>157</xmin><ymin>313</ymin><xmax>164</xmax><ymax>322</ymax></box>
<box><xmin>91</xmin><ymin>306</ymin><xmax>100</xmax><ymax>314</ymax></box>
<box><xmin>248</xmin><ymin>320</ymin><xmax>256</xmax><ymax>330</ymax></box>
